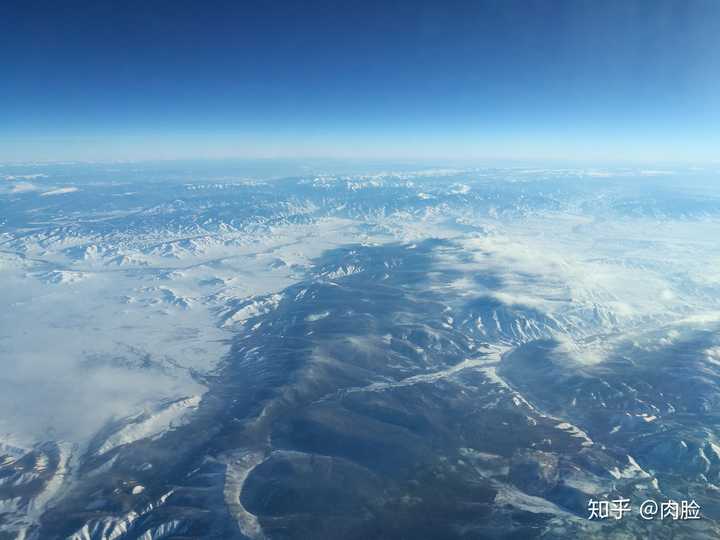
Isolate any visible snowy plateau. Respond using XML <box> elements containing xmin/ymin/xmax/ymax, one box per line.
<box><xmin>1</xmin><ymin>161</ymin><xmax>720</xmax><ymax>539</ymax></box>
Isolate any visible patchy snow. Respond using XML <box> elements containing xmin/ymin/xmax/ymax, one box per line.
<box><xmin>221</xmin><ymin>451</ymin><xmax>266</xmax><ymax>540</ymax></box>
<box><xmin>555</xmin><ymin>422</ymin><xmax>593</xmax><ymax>447</ymax></box>
<box><xmin>609</xmin><ymin>455</ymin><xmax>651</xmax><ymax>480</ymax></box>
<box><xmin>306</xmin><ymin>311</ymin><xmax>330</xmax><ymax>322</ymax></box>
<box><xmin>40</xmin><ymin>187</ymin><xmax>79</xmax><ymax>196</ymax></box>
<box><xmin>96</xmin><ymin>397</ymin><xmax>201</xmax><ymax>456</ymax></box>
<box><xmin>67</xmin><ymin>489</ymin><xmax>175</xmax><ymax>540</ymax></box>
<box><xmin>222</xmin><ymin>293</ymin><xmax>284</xmax><ymax>327</ymax></box>
<box><xmin>36</xmin><ymin>270</ymin><xmax>87</xmax><ymax>284</ymax></box>
<box><xmin>493</xmin><ymin>483</ymin><xmax>579</xmax><ymax>518</ymax></box>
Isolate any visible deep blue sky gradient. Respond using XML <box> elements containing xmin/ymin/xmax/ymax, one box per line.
<box><xmin>2</xmin><ymin>0</ymin><xmax>719</xmax><ymax>162</ymax></box>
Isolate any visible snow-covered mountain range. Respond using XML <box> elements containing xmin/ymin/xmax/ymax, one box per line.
<box><xmin>1</xmin><ymin>161</ymin><xmax>720</xmax><ymax>539</ymax></box>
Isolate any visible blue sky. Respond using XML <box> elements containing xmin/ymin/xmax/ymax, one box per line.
<box><xmin>2</xmin><ymin>0</ymin><xmax>719</xmax><ymax>163</ymax></box>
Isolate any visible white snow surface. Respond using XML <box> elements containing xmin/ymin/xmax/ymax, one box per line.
<box><xmin>96</xmin><ymin>396</ymin><xmax>201</xmax><ymax>456</ymax></box>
